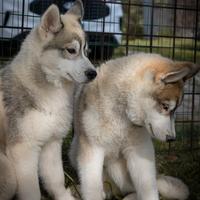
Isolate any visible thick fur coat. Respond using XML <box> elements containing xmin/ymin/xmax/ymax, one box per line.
<box><xmin>70</xmin><ymin>53</ymin><xmax>200</xmax><ymax>200</ymax></box>
<box><xmin>0</xmin><ymin>1</ymin><xmax>96</xmax><ymax>200</ymax></box>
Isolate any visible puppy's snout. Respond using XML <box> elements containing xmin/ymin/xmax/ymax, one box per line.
<box><xmin>85</xmin><ymin>69</ymin><xmax>97</xmax><ymax>81</ymax></box>
<box><xmin>166</xmin><ymin>135</ymin><xmax>176</xmax><ymax>142</ymax></box>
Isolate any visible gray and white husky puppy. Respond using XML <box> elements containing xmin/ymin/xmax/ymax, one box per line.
<box><xmin>0</xmin><ymin>1</ymin><xmax>96</xmax><ymax>199</ymax></box>
<box><xmin>70</xmin><ymin>53</ymin><xmax>200</xmax><ymax>200</ymax></box>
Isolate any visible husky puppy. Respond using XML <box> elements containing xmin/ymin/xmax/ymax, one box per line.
<box><xmin>0</xmin><ymin>1</ymin><xmax>96</xmax><ymax>200</ymax></box>
<box><xmin>70</xmin><ymin>53</ymin><xmax>200</xmax><ymax>200</ymax></box>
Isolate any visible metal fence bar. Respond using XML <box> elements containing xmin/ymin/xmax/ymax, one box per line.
<box><xmin>149</xmin><ymin>0</ymin><xmax>154</xmax><ymax>53</ymax></box>
<box><xmin>125</xmin><ymin>0</ymin><xmax>131</xmax><ymax>56</ymax></box>
<box><xmin>21</xmin><ymin>0</ymin><xmax>25</xmax><ymax>34</ymax></box>
<box><xmin>190</xmin><ymin>0</ymin><xmax>199</xmax><ymax>150</ymax></box>
<box><xmin>172</xmin><ymin>0</ymin><xmax>177</xmax><ymax>59</ymax></box>
<box><xmin>100</xmin><ymin>0</ymin><xmax>106</xmax><ymax>61</ymax></box>
<box><xmin>105</xmin><ymin>1</ymin><xmax>198</xmax><ymax>12</ymax></box>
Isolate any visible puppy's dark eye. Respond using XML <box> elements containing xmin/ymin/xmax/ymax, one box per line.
<box><xmin>66</xmin><ymin>48</ymin><xmax>76</xmax><ymax>54</ymax></box>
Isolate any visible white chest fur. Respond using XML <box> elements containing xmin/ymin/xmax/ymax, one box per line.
<box><xmin>18</xmin><ymin>86</ymin><xmax>73</xmax><ymax>145</ymax></box>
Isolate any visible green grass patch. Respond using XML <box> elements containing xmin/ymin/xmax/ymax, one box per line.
<box><xmin>114</xmin><ymin>38</ymin><xmax>200</xmax><ymax>62</ymax></box>
<box><xmin>156</xmin><ymin>151</ymin><xmax>200</xmax><ymax>200</ymax></box>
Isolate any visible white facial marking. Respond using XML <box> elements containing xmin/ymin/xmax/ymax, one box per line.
<box><xmin>163</xmin><ymin>100</ymin><xmax>176</xmax><ymax>112</ymax></box>
<box><xmin>56</xmin><ymin>39</ymin><xmax>95</xmax><ymax>84</ymax></box>
<box><xmin>41</xmin><ymin>39</ymin><xmax>96</xmax><ymax>85</ymax></box>
<box><xmin>143</xmin><ymin>98</ymin><xmax>177</xmax><ymax>141</ymax></box>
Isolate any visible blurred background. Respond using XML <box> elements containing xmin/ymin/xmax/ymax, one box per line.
<box><xmin>0</xmin><ymin>0</ymin><xmax>200</xmax><ymax>199</ymax></box>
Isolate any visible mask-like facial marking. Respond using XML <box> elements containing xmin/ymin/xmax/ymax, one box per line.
<box><xmin>144</xmin><ymin>82</ymin><xmax>184</xmax><ymax>141</ymax></box>
<box><xmin>145</xmin><ymin>100</ymin><xmax>178</xmax><ymax>141</ymax></box>
<box><xmin>38</xmin><ymin>2</ymin><xmax>97</xmax><ymax>86</ymax></box>
<box><xmin>57</xmin><ymin>39</ymin><xmax>95</xmax><ymax>83</ymax></box>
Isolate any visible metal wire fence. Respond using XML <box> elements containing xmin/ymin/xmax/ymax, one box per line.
<box><xmin>0</xmin><ymin>0</ymin><xmax>200</xmax><ymax>153</ymax></box>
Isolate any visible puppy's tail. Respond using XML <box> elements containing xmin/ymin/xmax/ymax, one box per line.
<box><xmin>157</xmin><ymin>175</ymin><xmax>189</xmax><ymax>200</ymax></box>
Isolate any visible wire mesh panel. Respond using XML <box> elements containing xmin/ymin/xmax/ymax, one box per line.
<box><xmin>2</xmin><ymin>0</ymin><xmax>198</xmax><ymax>149</ymax></box>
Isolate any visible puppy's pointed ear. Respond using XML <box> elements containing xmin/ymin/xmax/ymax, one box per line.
<box><xmin>67</xmin><ymin>0</ymin><xmax>84</xmax><ymax>21</ymax></box>
<box><xmin>40</xmin><ymin>4</ymin><xmax>62</xmax><ymax>34</ymax></box>
<box><xmin>161</xmin><ymin>62</ymin><xmax>200</xmax><ymax>84</ymax></box>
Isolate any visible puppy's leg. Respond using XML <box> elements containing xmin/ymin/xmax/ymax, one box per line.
<box><xmin>9</xmin><ymin>142</ymin><xmax>41</xmax><ymax>200</ymax></box>
<box><xmin>78</xmin><ymin>143</ymin><xmax>104</xmax><ymax>200</ymax></box>
<box><xmin>0</xmin><ymin>152</ymin><xmax>16</xmax><ymax>200</ymax></box>
<box><xmin>105</xmin><ymin>158</ymin><xmax>133</xmax><ymax>195</ymax></box>
<box><xmin>39</xmin><ymin>139</ymin><xmax>75</xmax><ymax>200</ymax></box>
<box><xmin>123</xmin><ymin>138</ymin><xmax>159</xmax><ymax>200</ymax></box>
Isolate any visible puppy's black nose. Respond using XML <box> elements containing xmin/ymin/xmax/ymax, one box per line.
<box><xmin>166</xmin><ymin>135</ymin><xmax>176</xmax><ymax>142</ymax></box>
<box><xmin>85</xmin><ymin>69</ymin><xmax>97</xmax><ymax>80</ymax></box>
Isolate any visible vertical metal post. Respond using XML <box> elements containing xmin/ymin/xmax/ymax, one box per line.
<box><xmin>172</xmin><ymin>0</ymin><xmax>177</xmax><ymax>59</ymax></box>
<box><xmin>168</xmin><ymin>0</ymin><xmax>177</xmax><ymax>153</ymax></box>
<box><xmin>150</xmin><ymin>0</ymin><xmax>154</xmax><ymax>53</ymax></box>
<box><xmin>143</xmin><ymin>0</ymin><xmax>152</xmax><ymax>38</ymax></box>
<box><xmin>21</xmin><ymin>0</ymin><xmax>25</xmax><ymax>34</ymax></box>
<box><xmin>100</xmin><ymin>0</ymin><xmax>106</xmax><ymax>61</ymax></box>
<box><xmin>190</xmin><ymin>0</ymin><xmax>199</xmax><ymax>150</ymax></box>
<box><xmin>125</xmin><ymin>0</ymin><xmax>131</xmax><ymax>56</ymax></box>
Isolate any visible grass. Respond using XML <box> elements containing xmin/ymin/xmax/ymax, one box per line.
<box><xmin>114</xmin><ymin>37</ymin><xmax>200</xmax><ymax>62</ymax></box>
<box><xmin>156</xmin><ymin>151</ymin><xmax>200</xmax><ymax>200</ymax></box>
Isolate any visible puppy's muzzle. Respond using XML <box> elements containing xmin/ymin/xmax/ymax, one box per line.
<box><xmin>166</xmin><ymin>135</ymin><xmax>176</xmax><ymax>142</ymax></box>
<box><xmin>85</xmin><ymin>69</ymin><xmax>97</xmax><ymax>81</ymax></box>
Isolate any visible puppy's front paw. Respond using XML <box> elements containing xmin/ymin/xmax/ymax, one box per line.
<box><xmin>57</xmin><ymin>188</ymin><xmax>77</xmax><ymax>200</ymax></box>
<box><xmin>123</xmin><ymin>193</ymin><xmax>137</xmax><ymax>200</ymax></box>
